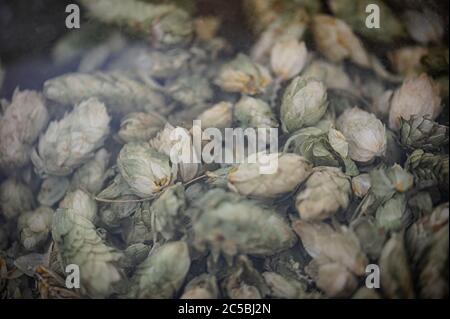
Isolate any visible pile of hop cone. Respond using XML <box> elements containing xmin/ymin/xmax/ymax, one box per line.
<box><xmin>0</xmin><ymin>0</ymin><xmax>448</xmax><ymax>299</ymax></box>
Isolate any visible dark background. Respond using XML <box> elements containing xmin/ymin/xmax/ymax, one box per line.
<box><xmin>0</xmin><ymin>0</ymin><xmax>251</xmax><ymax>99</ymax></box>
<box><xmin>0</xmin><ymin>0</ymin><xmax>448</xmax><ymax>100</ymax></box>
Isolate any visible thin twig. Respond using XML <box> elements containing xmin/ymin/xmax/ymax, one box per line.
<box><xmin>184</xmin><ymin>174</ymin><xmax>208</xmax><ymax>187</ymax></box>
<box><xmin>92</xmin><ymin>175</ymin><xmax>208</xmax><ymax>203</ymax></box>
<box><xmin>94</xmin><ymin>195</ymin><xmax>155</xmax><ymax>203</ymax></box>
<box><xmin>77</xmin><ymin>186</ymin><xmax>145</xmax><ymax>204</ymax></box>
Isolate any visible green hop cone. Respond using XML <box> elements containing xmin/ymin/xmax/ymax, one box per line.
<box><xmin>80</xmin><ymin>0</ymin><xmax>194</xmax><ymax>48</ymax></box>
<box><xmin>126</xmin><ymin>241</ymin><xmax>190</xmax><ymax>298</ymax></box>
<box><xmin>192</xmin><ymin>189</ymin><xmax>296</xmax><ymax>259</ymax></box>
<box><xmin>234</xmin><ymin>96</ymin><xmax>278</xmax><ymax>129</ymax></box>
<box><xmin>399</xmin><ymin>115</ymin><xmax>449</xmax><ymax>152</ymax></box>
<box><xmin>295</xmin><ymin>166</ymin><xmax>351</xmax><ymax>221</ymax></box>
<box><xmin>406</xmin><ymin>149</ymin><xmax>449</xmax><ymax>192</ymax></box>
<box><xmin>215</xmin><ymin>54</ymin><xmax>272</xmax><ymax>95</ymax></box>
<box><xmin>117</xmin><ymin>142</ymin><xmax>173</xmax><ymax>198</ymax></box>
<box><xmin>280</xmin><ymin>76</ymin><xmax>328</xmax><ymax>133</ymax></box>
<box><xmin>52</xmin><ymin>208</ymin><xmax>123</xmax><ymax>298</ymax></box>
